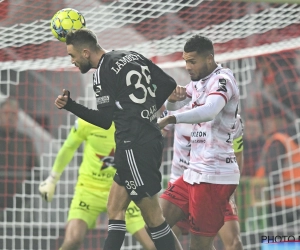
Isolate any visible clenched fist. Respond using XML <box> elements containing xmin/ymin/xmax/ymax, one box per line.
<box><xmin>55</xmin><ymin>89</ymin><xmax>70</xmax><ymax>109</ymax></box>
<box><xmin>168</xmin><ymin>85</ymin><xmax>187</xmax><ymax>103</ymax></box>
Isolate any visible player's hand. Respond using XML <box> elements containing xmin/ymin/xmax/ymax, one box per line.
<box><xmin>39</xmin><ymin>172</ymin><xmax>61</xmax><ymax>202</ymax></box>
<box><xmin>55</xmin><ymin>89</ymin><xmax>70</xmax><ymax>109</ymax></box>
<box><xmin>157</xmin><ymin>115</ymin><xmax>176</xmax><ymax>129</ymax></box>
<box><xmin>168</xmin><ymin>85</ymin><xmax>186</xmax><ymax>102</ymax></box>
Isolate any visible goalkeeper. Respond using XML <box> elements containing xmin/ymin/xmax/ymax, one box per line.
<box><xmin>39</xmin><ymin>118</ymin><xmax>156</xmax><ymax>250</ymax></box>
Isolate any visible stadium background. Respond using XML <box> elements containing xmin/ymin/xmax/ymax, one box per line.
<box><xmin>0</xmin><ymin>0</ymin><xmax>300</xmax><ymax>249</ymax></box>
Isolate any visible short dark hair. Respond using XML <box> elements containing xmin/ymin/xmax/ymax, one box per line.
<box><xmin>66</xmin><ymin>28</ymin><xmax>101</xmax><ymax>51</ymax></box>
<box><xmin>184</xmin><ymin>35</ymin><xmax>214</xmax><ymax>56</ymax></box>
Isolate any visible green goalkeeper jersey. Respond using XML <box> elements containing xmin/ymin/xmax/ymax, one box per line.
<box><xmin>52</xmin><ymin>118</ymin><xmax>116</xmax><ymax>190</ymax></box>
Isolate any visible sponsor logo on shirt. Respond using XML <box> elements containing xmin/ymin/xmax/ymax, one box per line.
<box><xmin>91</xmin><ymin>172</ymin><xmax>114</xmax><ymax>179</ymax></box>
<box><xmin>96</xmin><ymin>95</ymin><xmax>109</xmax><ymax>105</ymax></box>
<box><xmin>191</xmin><ymin>131</ymin><xmax>206</xmax><ymax>143</ymax></box>
<box><xmin>179</xmin><ymin>158</ymin><xmax>189</xmax><ymax>166</ymax></box>
<box><xmin>94</xmin><ymin>85</ymin><xmax>102</xmax><ymax>97</ymax></box>
<box><xmin>217</xmin><ymin>78</ymin><xmax>227</xmax><ymax>92</ymax></box>
<box><xmin>141</xmin><ymin>104</ymin><xmax>157</xmax><ymax>122</ymax></box>
<box><xmin>96</xmin><ymin>148</ymin><xmax>115</xmax><ymax>170</ymax></box>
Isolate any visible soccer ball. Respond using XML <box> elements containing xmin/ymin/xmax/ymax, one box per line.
<box><xmin>50</xmin><ymin>8</ymin><xmax>86</xmax><ymax>42</ymax></box>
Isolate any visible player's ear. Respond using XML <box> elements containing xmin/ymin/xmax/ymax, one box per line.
<box><xmin>207</xmin><ymin>54</ymin><xmax>213</xmax><ymax>65</ymax></box>
<box><xmin>82</xmin><ymin>49</ymin><xmax>90</xmax><ymax>59</ymax></box>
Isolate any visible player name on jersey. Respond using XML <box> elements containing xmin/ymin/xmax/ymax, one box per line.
<box><xmin>111</xmin><ymin>53</ymin><xmax>144</xmax><ymax>74</ymax></box>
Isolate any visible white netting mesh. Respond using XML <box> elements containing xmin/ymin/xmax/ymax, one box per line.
<box><xmin>0</xmin><ymin>0</ymin><xmax>204</xmax><ymax>49</ymax></box>
<box><xmin>1</xmin><ymin>0</ymin><xmax>300</xmax><ymax>250</ymax></box>
<box><xmin>1</xmin><ymin>2</ymin><xmax>300</xmax><ymax>71</ymax></box>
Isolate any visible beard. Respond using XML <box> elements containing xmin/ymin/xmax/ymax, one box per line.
<box><xmin>191</xmin><ymin>75</ymin><xmax>200</xmax><ymax>81</ymax></box>
<box><xmin>190</xmin><ymin>74</ymin><xmax>202</xmax><ymax>81</ymax></box>
<box><xmin>191</xmin><ymin>64</ymin><xmax>209</xmax><ymax>81</ymax></box>
<box><xmin>79</xmin><ymin>61</ymin><xmax>92</xmax><ymax>74</ymax></box>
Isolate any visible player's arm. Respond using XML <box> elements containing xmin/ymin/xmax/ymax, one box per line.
<box><xmin>158</xmin><ymin>110</ymin><xmax>174</xmax><ymax>137</ymax></box>
<box><xmin>160</xmin><ymin>129</ymin><xmax>167</xmax><ymax>137</ymax></box>
<box><xmin>159</xmin><ymin>75</ymin><xmax>234</xmax><ymax>128</ymax></box>
<box><xmin>164</xmin><ymin>85</ymin><xmax>191</xmax><ymax>111</ymax></box>
<box><xmin>55</xmin><ymin>89</ymin><xmax>114</xmax><ymax>129</ymax></box>
<box><xmin>165</xmin><ymin>96</ymin><xmax>191</xmax><ymax>111</ymax></box>
<box><xmin>146</xmin><ymin>58</ymin><xmax>177</xmax><ymax>109</ymax></box>
<box><xmin>164</xmin><ymin>81</ymin><xmax>193</xmax><ymax>111</ymax></box>
<box><xmin>175</xmin><ymin>94</ymin><xmax>225</xmax><ymax>123</ymax></box>
<box><xmin>158</xmin><ymin>94</ymin><xmax>225</xmax><ymax>129</ymax></box>
<box><xmin>39</xmin><ymin>121</ymin><xmax>84</xmax><ymax>202</ymax></box>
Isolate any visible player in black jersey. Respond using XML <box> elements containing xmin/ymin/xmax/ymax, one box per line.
<box><xmin>54</xmin><ymin>28</ymin><xmax>181</xmax><ymax>250</ymax></box>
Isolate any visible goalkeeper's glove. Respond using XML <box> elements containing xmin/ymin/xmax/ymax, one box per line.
<box><xmin>39</xmin><ymin>171</ymin><xmax>61</xmax><ymax>202</ymax></box>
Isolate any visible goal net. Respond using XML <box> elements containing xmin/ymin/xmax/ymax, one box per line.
<box><xmin>0</xmin><ymin>0</ymin><xmax>300</xmax><ymax>249</ymax></box>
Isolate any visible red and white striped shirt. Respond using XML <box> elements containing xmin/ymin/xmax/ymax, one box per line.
<box><xmin>175</xmin><ymin>65</ymin><xmax>240</xmax><ymax>184</ymax></box>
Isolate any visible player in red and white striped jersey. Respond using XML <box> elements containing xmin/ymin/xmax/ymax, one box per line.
<box><xmin>161</xmin><ymin>110</ymin><xmax>244</xmax><ymax>250</ymax></box>
<box><xmin>181</xmin><ymin>65</ymin><xmax>240</xmax><ymax>184</ymax></box>
<box><xmin>158</xmin><ymin>35</ymin><xmax>241</xmax><ymax>250</ymax></box>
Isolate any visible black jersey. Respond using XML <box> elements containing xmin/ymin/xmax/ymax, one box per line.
<box><xmin>92</xmin><ymin>50</ymin><xmax>176</xmax><ymax>145</ymax></box>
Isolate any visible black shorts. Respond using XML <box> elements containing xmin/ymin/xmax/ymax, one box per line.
<box><xmin>114</xmin><ymin>137</ymin><xmax>163</xmax><ymax>201</ymax></box>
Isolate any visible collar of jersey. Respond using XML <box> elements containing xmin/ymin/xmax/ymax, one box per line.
<box><xmin>97</xmin><ymin>52</ymin><xmax>108</xmax><ymax>68</ymax></box>
<box><xmin>201</xmin><ymin>64</ymin><xmax>222</xmax><ymax>82</ymax></box>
